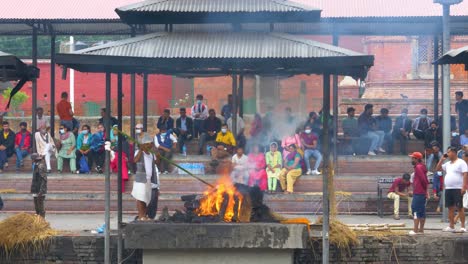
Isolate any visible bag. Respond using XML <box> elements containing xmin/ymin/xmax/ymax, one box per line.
<box><xmin>463</xmin><ymin>191</ymin><xmax>468</xmax><ymax>209</ymax></box>
<box><xmin>79</xmin><ymin>156</ymin><xmax>90</xmax><ymax>174</ymax></box>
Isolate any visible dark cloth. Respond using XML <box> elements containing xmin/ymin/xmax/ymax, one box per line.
<box><xmin>411</xmin><ymin>194</ymin><xmax>426</xmax><ymax>219</ymax></box>
<box><xmin>236</xmin><ymin>133</ymin><xmax>246</xmax><ymax>150</ymax></box>
<box><xmin>98</xmin><ymin>116</ymin><xmax>118</xmax><ymax>127</ymax></box>
<box><xmin>413</xmin><ymin>130</ymin><xmax>425</xmax><ymax>140</ymax></box>
<box><xmin>358</xmin><ymin>113</ymin><xmax>375</xmax><ymax>135</ymax></box>
<box><xmin>413</xmin><ymin>162</ymin><xmax>429</xmax><ymax>195</ymax></box>
<box><xmin>31</xmin><ymin>161</ymin><xmax>47</xmax><ymax>195</ymax></box>
<box><xmin>388</xmin><ymin>178</ymin><xmax>410</xmax><ymax>193</ymax></box>
<box><xmin>375</xmin><ymin>116</ymin><xmax>392</xmax><ymax>133</ymax></box>
<box><xmin>424</xmin><ymin>128</ymin><xmax>442</xmax><ymax>148</ymax></box>
<box><xmin>445</xmin><ymin>189</ymin><xmax>463</xmax><ymax>208</ymax></box>
<box><xmin>147</xmin><ymin>189</ymin><xmax>159</xmax><ymax>219</ymax></box>
<box><xmin>203</xmin><ymin>117</ymin><xmax>222</xmax><ymax>134</ymax></box>
<box><xmin>0</xmin><ymin>129</ymin><xmax>16</xmax><ymax>157</ymax></box>
<box><xmin>0</xmin><ymin>195</ymin><xmax>3</xmax><ymax>210</ymax></box>
<box><xmin>176</xmin><ymin>116</ymin><xmax>193</xmax><ymax>135</ymax></box>
<box><xmin>157</xmin><ymin>116</ymin><xmax>174</xmax><ymax>130</ymax></box>
<box><xmin>33</xmin><ymin>196</ymin><xmax>46</xmax><ymax>218</ymax></box>
<box><xmin>456</xmin><ymin>99</ymin><xmax>468</xmax><ymax>133</ymax></box>
<box><xmin>93</xmin><ymin>151</ymin><xmax>105</xmax><ymax>169</ymax></box>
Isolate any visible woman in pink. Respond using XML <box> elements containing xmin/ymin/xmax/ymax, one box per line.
<box><xmin>281</xmin><ymin>131</ymin><xmax>302</xmax><ymax>157</ymax></box>
<box><xmin>248</xmin><ymin>145</ymin><xmax>267</xmax><ymax>191</ymax></box>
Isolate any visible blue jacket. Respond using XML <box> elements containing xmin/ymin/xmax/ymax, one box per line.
<box><xmin>90</xmin><ymin>131</ymin><xmax>105</xmax><ymax>152</ymax></box>
<box><xmin>76</xmin><ymin>132</ymin><xmax>93</xmax><ymax>150</ymax></box>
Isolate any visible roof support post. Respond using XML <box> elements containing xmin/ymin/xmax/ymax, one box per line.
<box><xmin>130</xmin><ymin>28</ymin><xmax>136</xmax><ymax>141</ymax></box>
<box><xmin>239</xmin><ymin>75</ymin><xmax>244</xmax><ymax>118</ymax></box>
<box><xmin>104</xmin><ymin>72</ymin><xmax>112</xmax><ymax>264</ymax></box>
<box><xmin>50</xmin><ymin>33</ymin><xmax>56</xmax><ymax>137</ymax></box>
<box><xmin>143</xmin><ymin>73</ymin><xmax>148</xmax><ymax>131</ymax></box>
<box><xmin>321</xmin><ymin>73</ymin><xmax>331</xmax><ymax>264</ymax></box>
<box><xmin>332</xmin><ymin>33</ymin><xmax>339</xmax><ymax>164</ymax></box>
<box><xmin>117</xmin><ymin>73</ymin><xmax>124</xmax><ymax>264</ymax></box>
<box><xmin>231</xmin><ymin>74</ymin><xmax>238</xmax><ymax>136</ymax></box>
<box><xmin>31</xmin><ymin>26</ymin><xmax>38</xmax><ymax>151</ymax></box>
<box><xmin>433</xmin><ymin>35</ymin><xmax>439</xmax><ymax>121</ymax></box>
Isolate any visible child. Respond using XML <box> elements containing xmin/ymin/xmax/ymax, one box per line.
<box><xmin>265</xmin><ymin>142</ymin><xmax>282</xmax><ymax>193</ymax></box>
<box><xmin>30</xmin><ymin>153</ymin><xmax>47</xmax><ymax>218</ymax></box>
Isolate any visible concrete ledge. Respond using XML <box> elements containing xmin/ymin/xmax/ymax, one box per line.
<box><xmin>124</xmin><ymin>223</ymin><xmax>308</xmax><ymax>250</ymax></box>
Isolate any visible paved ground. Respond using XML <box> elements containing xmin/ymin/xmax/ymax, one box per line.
<box><xmin>0</xmin><ymin>212</ymin><xmax>460</xmax><ymax>233</ymax></box>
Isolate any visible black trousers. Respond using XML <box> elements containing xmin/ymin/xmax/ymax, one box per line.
<box><xmin>92</xmin><ymin>151</ymin><xmax>105</xmax><ymax>168</ymax></box>
<box><xmin>34</xmin><ymin>196</ymin><xmax>46</xmax><ymax>217</ymax></box>
<box><xmin>147</xmin><ymin>189</ymin><xmax>160</xmax><ymax>219</ymax></box>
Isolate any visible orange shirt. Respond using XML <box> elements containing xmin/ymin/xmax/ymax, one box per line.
<box><xmin>57</xmin><ymin>99</ymin><xmax>73</xmax><ymax>121</ymax></box>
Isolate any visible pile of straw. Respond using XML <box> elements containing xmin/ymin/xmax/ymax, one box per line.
<box><xmin>315</xmin><ymin>216</ymin><xmax>359</xmax><ymax>255</ymax></box>
<box><xmin>0</xmin><ymin>189</ymin><xmax>16</xmax><ymax>194</ymax></box>
<box><xmin>0</xmin><ymin>213</ymin><xmax>57</xmax><ymax>259</ymax></box>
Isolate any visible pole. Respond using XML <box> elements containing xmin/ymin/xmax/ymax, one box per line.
<box><xmin>130</xmin><ymin>28</ymin><xmax>136</xmax><ymax>140</ymax></box>
<box><xmin>239</xmin><ymin>75</ymin><xmax>244</xmax><ymax>118</ymax></box>
<box><xmin>231</xmin><ymin>75</ymin><xmax>238</xmax><ymax>136</ymax></box>
<box><xmin>143</xmin><ymin>74</ymin><xmax>148</xmax><ymax>131</ymax></box>
<box><xmin>104</xmin><ymin>73</ymin><xmax>111</xmax><ymax>264</ymax></box>
<box><xmin>50</xmin><ymin>34</ymin><xmax>56</xmax><ymax>138</ymax></box>
<box><xmin>322</xmin><ymin>73</ymin><xmax>331</xmax><ymax>264</ymax></box>
<box><xmin>433</xmin><ymin>35</ymin><xmax>439</xmax><ymax>119</ymax></box>
<box><xmin>332</xmin><ymin>34</ymin><xmax>339</xmax><ymax>164</ymax></box>
<box><xmin>441</xmin><ymin>3</ymin><xmax>451</xmax><ymax>223</ymax></box>
<box><xmin>31</xmin><ymin>27</ymin><xmax>38</xmax><ymax>152</ymax></box>
<box><xmin>117</xmin><ymin>73</ymin><xmax>123</xmax><ymax>264</ymax></box>
<box><xmin>69</xmin><ymin>36</ymin><xmax>75</xmax><ymax>111</ymax></box>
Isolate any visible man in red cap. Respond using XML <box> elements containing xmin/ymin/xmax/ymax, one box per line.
<box><xmin>408</xmin><ymin>152</ymin><xmax>429</xmax><ymax>235</ymax></box>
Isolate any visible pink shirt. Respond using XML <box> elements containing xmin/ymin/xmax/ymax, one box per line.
<box><xmin>281</xmin><ymin>134</ymin><xmax>302</xmax><ymax>157</ymax></box>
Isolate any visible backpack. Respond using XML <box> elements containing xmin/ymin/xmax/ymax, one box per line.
<box><xmin>79</xmin><ymin>156</ymin><xmax>90</xmax><ymax>174</ymax></box>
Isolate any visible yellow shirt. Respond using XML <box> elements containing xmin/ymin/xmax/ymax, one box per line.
<box><xmin>215</xmin><ymin>131</ymin><xmax>236</xmax><ymax>147</ymax></box>
<box><xmin>3</xmin><ymin>132</ymin><xmax>8</xmax><ymax>140</ymax></box>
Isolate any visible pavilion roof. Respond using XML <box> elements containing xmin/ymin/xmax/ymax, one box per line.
<box><xmin>435</xmin><ymin>45</ymin><xmax>468</xmax><ymax>70</ymax></box>
<box><xmin>55</xmin><ymin>32</ymin><xmax>373</xmax><ymax>78</ymax></box>
<box><xmin>0</xmin><ymin>51</ymin><xmax>39</xmax><ymax>81</ymax></box>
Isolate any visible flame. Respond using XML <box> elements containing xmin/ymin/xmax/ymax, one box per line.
<box><xmin>196</xmin><ymin>175</ymin><xmax>247</xmax><ymax>222</ymax></box>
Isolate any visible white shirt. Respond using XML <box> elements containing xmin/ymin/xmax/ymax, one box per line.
<box><xmin>227</xmin><ymin>115</ymin><xmax>245</xmax><ymax>134</ymax></box>
<box><xmin>442</xmin><ymin>158</ymin><xmax>468</xmax><ymax>189</ymax></box>
<box><xmin>231</xmin><ymin>154</ymin><xmax>248</xmax><ymax>170</ymax></box>
<box><xmin>154</xmin><ymin>133</ymin><xmax>178</xmax><ymax>148</ymax></box>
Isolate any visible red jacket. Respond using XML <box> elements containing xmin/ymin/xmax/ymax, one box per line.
<box><xmin>15</xmin><ymin>131</ymin><xmax>31</xmax><ymax>151</ymax></box>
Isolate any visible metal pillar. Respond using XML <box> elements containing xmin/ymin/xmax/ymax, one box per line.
<box><xmin>130</xmin><ymin>29</ymin><xmax>136</xmax><ymax>140</ymax></box>
<box><xmin>332</xmin><ymin>34</ymin><xmax>339</xmax><ymax>164</ymax></box>
<box><xmin>117</xmin><ymin>73</ymin><xmax>123</xmax><ymax>264</ymax></box>
<box><xmin>239</xmin><ymin>75</ymin><xmax>244</xmax><ymax>118</ymax></box>
<box><xmin>50</xmin><ymin>34</ymin><xmax>56</xmax><ymax>137</ymax></box>
<box><xmin>104</xmin><ymin>73</ymin><xmax>111</xmax><ymax>264</ymax></box>
<box><xmin>322</xmin><ymin>73</ymin><xmax>331</xmax><ymax>264</ymax></box>
<box><xmin>143</xmin><ymin>74</ymin><xmax>148</xmax><ymax>131</ymax></box>
<box><xmin>442</xmin><ymin>3</ymin><xmax>452</xmax><ymax>223</ymax></box>
<box><xmin>231</xmin><ymin>75</ymin><xmax>238</xmax><ymax>136</ymax></box>
<box><xmin>31</xmin><ymin>27</ymin><xmax>38</xmax><ymax>152</ymax></box>
<box><xmin>434</xmin><ymin>35</ymin><xmax>440</xmax><ymax>119</ymax></box>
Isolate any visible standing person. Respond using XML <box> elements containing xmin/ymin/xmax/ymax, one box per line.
<box><xmin>265</xmin><ymin>142</ymin><xmax>282</xmax><ymax>193</ymax></box>
<box><xmin>408</xmin><ymin>152</ymin><xmax>429</xmax><ymax>235</ymax></box>
<box><xmin>376</xmin><ymin>108</ymin><xmax>393</xmax><ymax>153</ymax></box>
<box><xmin>279</xmin><ymin>144</ymin><xmax>302</xmax><ymax>194</ymax></box>
<box><xmin>412</xmin><ymin>109</ymin><xmax>432</xmax><ymax>140</ymax></box>
<box><xmin>90</xmin><ymin>124</ymin><xmax>106</xmax><ymax>174</ymax></box>
<box><xmin>57</xmin><ymin>125</ymin><xmax>77</xmax><ymax>173</ymax></box>
<box><xmin>0</xmin><ymin>121</ymin><xmax>15</xmax><ymax>172</ymax></box>
<box><xmin>174</xmin><ymin>108</ymin><xmax>193</xmax><ymax>154</ymax></box>
<box><xmin>387</xmin><ymin>173</ymin><xmax>412</xmax><ymax>220</ymax></box>
<box><xmin>157</xmin><ymin>109</ymin><xmax>174</xmax><ymax>130</ymax></box>
<box><xmin>455</xmin><ymin>91</ymin><xmax>468</xmax><ymax>134</ymax></box>
<box><xmin>35</xmin><ymin>127</ymin><xmax>56</xmax><ymax>173</ymax></box>
<box><xmin>30</xmin><ymin>153</ymin><xmax>47</xmax><ymax>218</ymax></box>
<box><xmin>247</xmin><ymin>145</ymin><xmax>267</xmax><ymax>191</ymax></box>
<box><xmin>191</xmin><ymin>94</ymin><xmax>208</xmax><ymax>138</ymax></box>
<box><xmin>35</xmin><ymin>107</ymin><xmax>50</xmax><ymax>132</ymax></box>
<box><xmin>358</xmin><ymin>104</ymin><xmax>385</xmax><ymax>156</ymax></box>
<box><xmin>300</xmin><ymin>125</ymin><xmax>322</xmax><ymax>175</ymax></box>
<box><xmin>221</xmin><ymin>94</ymin><xmax>233</xmax><ymax>122</ymax></box>
<box><xmin>392</xmin><ymin>108</ymin><xmax>412</xmax><ymax>155</ymax></box>
<box><xmin>56</xmin><ymin>92</ymin><xmax>74</xmax><ymax>130</ymax></box>
<box><xmin>198</xmin><ymin>109</ymin><xmax>222</xmax><ymax>155</ymax></box>
<box><xmin>76</xmin><ymin>125</ymin><xmax>93</xmax><ymax>173</ymax></box>
<box><xmin>437</xmin><ymin>146</ymin><xmax>468</xmax><ymax>232</ymax></box>
<box><xmin>14</xmin><ymin>122</ymin><xmax>31</xmax><ymax>171</ymax></box>
<box><xmin>154</xmin><ymin>126</ymin><xmax>177</xmax><ymax>174</ymax></box>
<box><xmin>231</xmin><ymin>147</ymin><xmax>249</xmax><ymax>185</ymax></box>
<box><xmin>98</xmin><ymin>108</ymin><xmax>118</xmax><ymax>127</ymax></box>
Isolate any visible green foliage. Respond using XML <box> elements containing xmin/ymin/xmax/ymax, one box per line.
<box><xmin>2</xmin><ymin>88</ymin><xmax>29</xmax><ymax>110</ymax></box>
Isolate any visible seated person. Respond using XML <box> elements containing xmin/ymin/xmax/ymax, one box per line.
<box><xmin>342</xmin><ymin>107</ymin><xmax>359</xmax><ymax>137</ymax></box>
<box><xmin>376</xmin><ymin>108</ymin><xmax>393</xmax><ymax>153</ymax></box>
<box><xmin>174</xmin><ymin>108</ymin><xmax>193</xmax><ymax>154</ymax></box>
<box><xmin>231</xmin><ymin>147</ymin><xmax>249</xmax><ymax>185</ymax></box>
<box><xmin>412</xmin><ymin>109</ymin><xmax>432</xmax><ymax>140</ymax></box>
<box><xmin>300</xmin><ymin>125</ymin><xmax>322</xmax><ymax>175</ymax></box>
<box><xmin>76</xmin><ymin>125</ymin><xmax>93</xmax><ymax>173</ymax></box>
<box><xmin>424</xmin><ymin>121</ymin><xmax>442</xmax><ymax>148</ymax></box>
<box><xmin>35</xmin><ymin>125</ymin><xmax>57</xmax><ymax>173</ymax></box>
<box><xmin>426</xmin><ymin>141</ymin><xmax>443</xmax><ymax>172</ymax></box>
<box><xmin>265</xmin><ymin>142</ymin><xmax>282</xmax><ymax>193</ymax></box>
<box><xmin>387</xmin><ymin>173</ymin><xmax>412</xmax><ymax>220</ymax></box>
<box><xmin>0</xmin><ymin>121</ymin><xmax>15</xmax><ymax>172</ymax></box>
<box><xmin>279</xmin><ymin>144</ymin><xmax>302</xmax><ymax>194</ymax></box>
<box><xmin>392</xmin><ymin>109</ymin><xmax>412</xmax><ymax>155</ymax></box>
<box><xmin>14</xmin><ymin>122</ymin><xmax>32</xmax><ymax>171</ymax></box>
<box><xmin>358</xmin><ymin>104</ymin><xmax>385</xmax><ymax>156</ymax></box>
<box><xmin>247</xmin><ymin>145</ymin><xmax>267</xmax><ymax>191</ymax></box>
<box><xmin>57</xmin><ymin>124</ymin><xmax>77</xmax><ymax>173</ymax></box>
<box><xmin>154</xmin><ymin>126</ymin><xmax>177</xmax><ymax>174</ymax></box>
<box><xmin>90</xmin><ymin>124</ymin><xmax>106</xmax><ymax>174</ymax></box>
<box><xmin>157</xmin><ymin>109</ymin><xmax>174</xmax><ymax>130</ymax></box>
<box><xmin>226</xmin><ymin>111</ymin><xmax>246</xmax><ymax>150</ymax></box>
<box><xmin>281</xmin><ymin>130</ymin><xmax>302</xmax><ymax>158</ymax></box>
<box><xmin>199</xmin><ymin>109</ymin><xmax>222</xmax><ymax>155</ymax></box>
<box><xmin>458</xmin><ymin>144</ymin><xmax>468</xmax><ymax>159</ymax></box>
<box><xmin>211</xmin><ymin>124</ymin><xmax>236</xmax><ymax>161</ymax></box>
<box><xmin>460</xmin><ymin>128</ymin><xmax>468</xmax><ymax>146</ymax></box>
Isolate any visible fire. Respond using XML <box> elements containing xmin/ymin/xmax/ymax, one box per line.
<box><xmin>196</xmin><ymin>175</ymin><xmax>249</xmax><ymax>222</ymax></box>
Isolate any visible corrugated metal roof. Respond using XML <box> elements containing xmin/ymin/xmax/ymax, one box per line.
<box><xmin>72</xmin><ymin>32</ymin><xmax>363</xmax><ymax>58</ymax></box>
<box><xmin>117</xmin><ymin>0</ymin><xmax>318</xmax><ymax>13</ymax></box>
<box><xmin>435</xmin><ymin>45</ymin><xmax>468</xmax><ymax>68</ymax></box>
